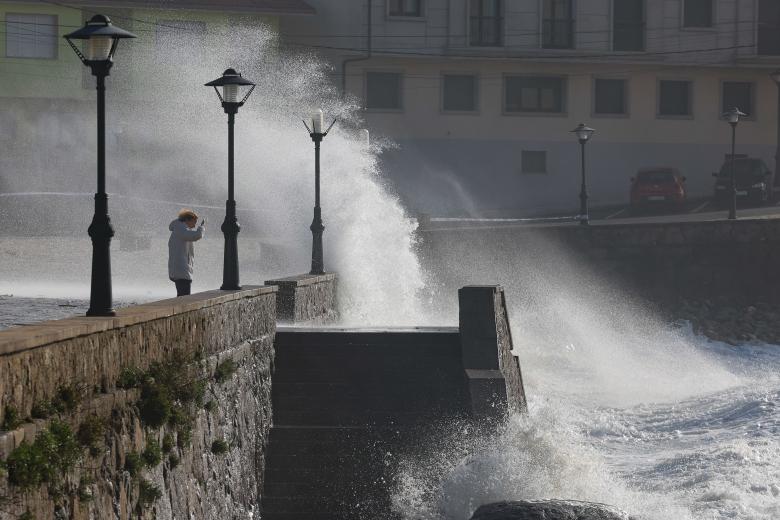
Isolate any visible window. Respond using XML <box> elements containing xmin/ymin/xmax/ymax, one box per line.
<box><xmin>5</xmin><ymin>13</ymin><xmax>58</xmax><ymax>59</ymax></box>
<box><xmin>683</xmin><ymin>0</ymin><xmax>713</xmax><ymax>28</ymax></box>
<box><xmin>389</xmin><ymin>0</ymin><xmax>422</xmax><ymax>17</ymax></box>
<box><xmin>542</xmin><ymin>0</ymin><xmax>574</xmax><ymax>49</ymax></box>
<box><xmin>659</xmin><ymin>80</ymin><xmax>692</xmax><ymax>116</ymax></box>
<box><xmin>442</xmin><ymin>75</ymin><xmax>477</xmax><ymax>112</ymax></box>
<box><xmin>594</xmin><ymin>78</ymin><xmax>627</xmax><ymax>115</ymax></box>
<box><xmin>722</xmin><ymin>82</ymin><xmax>754</xmax><ymax>117</ymax></box>
<box><xmin>521</xmin><ymin>151</ymin><xmax>547</xmax><ymax>174</ymax></box>
<box><xmin>613</xmin><ymin>0</ymin><xmax>644</xmax><ymax>51</ymax></box>
<box><xmin>758</xmin><ymin>0</ymin><xmax>780</xmax><ymax>55</ymax></box>
<box><xmin>505</xmin><ymin>76</ymin><xmax>565</xmax><ymax>113</ymax></box>
<box><xmin>470</xmin><ymin>0</ymin><xmax>503</xmax><ymax>47</ymax></box>
<box><xmin>366</xmin><ymin>72</ymin><xmax>403</xmax><ymax>110</ymax></box>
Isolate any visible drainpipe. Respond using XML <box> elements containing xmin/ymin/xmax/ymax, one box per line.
<box><xmin>341</xmin><ymin>0</ymin><xmax>372</xmax><ymax>97</ymax></box>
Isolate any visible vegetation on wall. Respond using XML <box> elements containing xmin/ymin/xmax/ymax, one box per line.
<box><xmin>0</xmin><ymin>349</ymin><xmax>240</xmax><ymax>515</ymax></box>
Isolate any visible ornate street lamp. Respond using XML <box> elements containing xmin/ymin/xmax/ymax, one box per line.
<box><xmin>722</xmin><ymin>107</ymin><xmax>746</xmax><ymax>220</ymax></box>
<box><xmin>770</xmin><ymin>71</ymin><xmax>780</xmax><ymax>199</ymax></box>
<box><xmin>570</xmin><ymin>123</ymin><xmax>595</xmax><ymax>226</ymax></box>
<box><xmin>302</xmin><ymin>109</ymin><xmax>336</xmax><ymax>275</ymax></box>
<box><xmin>64</xmin><ymin>15</ymin><xmax>136</xmax><ymax>317</ymax></box>
<box><xmin>205</xmin><ymin>69</ymin><xmax>256</xmax><ymax>290</ymax></box>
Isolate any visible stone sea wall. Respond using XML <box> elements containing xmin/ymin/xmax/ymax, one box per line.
<box><xmin>420</xmin><ymin>218</ymin><xmax>780</xmax><ymax>306</ymax></box>
<box><xmin>0</xmin><ymin>287</ymin><xmax>277</xmax><ymax>520</ymax></box>
<box><xmin>265</xmin><ymin>273</ymin><xmax>338</xmax><ymax>324</ymax></box>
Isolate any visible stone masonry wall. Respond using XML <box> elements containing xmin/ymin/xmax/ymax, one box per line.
<box><xmin>0</xmin><ymin>287</ymin><xmax>276</xmax><ymax>520</ymax></box>
<box><xmin>265</xmin><ymin>273</ymin><xmax>338</xmax><ymax>323</ymax></box>
<box><xmin>421</xmin><ymin>218</ymin><xmax>780</xmax><ymax>306</ymax></box>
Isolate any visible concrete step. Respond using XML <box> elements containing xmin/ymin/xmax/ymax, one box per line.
<box><xmin>262</xmin><ymin>511</ymin><xmax>403</xmax><ymax>520</ymax></box>
<box><xmin>262</xmin><ymin>496</ymin><xmax>390</xmax><ymax>514</ymax></box>
<box><xmin>272</xmin><ymin>409</ymin><xmax>466</xmax><ymax>427</ymax></box>
<box><xmin>271</xmin><ymin>386</ymin><xmax>464</xmax><ymax>411</ymax></box>
<box><xmin>270</xmin><ymin>363</ymin><xmax>464</xmax><ymax>383</ymax></box>
<box><xmin>274</xmin><ymin>328</ymin><xmax>459</xmax><ymax>349</ymax></box>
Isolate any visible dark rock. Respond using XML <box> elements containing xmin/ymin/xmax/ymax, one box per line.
<box><xmin>470</xmin><ymin>500</ymin><xmax>635</xmax><ymax>520</ymax></box>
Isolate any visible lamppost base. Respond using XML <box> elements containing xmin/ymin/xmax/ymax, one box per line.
<box><xmin>86</xmin><ymin>308</ymin><xmax>116</xmax><ymax>317</ymax></box>
<box><xmin>220</xmin><ymin>284</ymin><xmax>242</xmax><ymax>291</ymax></box>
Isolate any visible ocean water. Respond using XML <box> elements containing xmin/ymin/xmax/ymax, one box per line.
<box><xmin>390</xmin><ymin>320</ymin><xmax>780</xmax><ymax>520</ymax></box>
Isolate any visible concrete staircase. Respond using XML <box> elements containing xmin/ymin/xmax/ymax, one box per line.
<box><xmin>261</xmin><ymin>328</ymin><xmax>466</xmax><ymax>520</ymax></box>
<box><xmin>260</xmin><ymin>286</ymin><xmax>527</xmax><ymax>520</ymax></box>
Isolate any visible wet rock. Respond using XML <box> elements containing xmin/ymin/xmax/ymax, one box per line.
<box><xmin>470</xmin><ymin>500</ymin><xmax>635</xmax><ymax>520</ymax></box>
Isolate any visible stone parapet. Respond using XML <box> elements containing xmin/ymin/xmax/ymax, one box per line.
<box><xmin>0</xmin><ymin>286</ymin><xmax>277</xmax><ymax>520</ymax></box>
<box><xmin>265</xmin><ymin>273</ymin><xmax>338</xmax><ymax>324</ymax></box>
<box><xmin>458</xmin><ymin>285</ymin><xmax>528</xmax><ymax>418</ymax></box>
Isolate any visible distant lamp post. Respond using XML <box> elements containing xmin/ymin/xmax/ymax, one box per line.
<box><xmin>571</xmin><ymin>123</ymin><xmax>595</xmax><ymax>226</ymax></box>
<box><xmin>723</xmin><ymin>107</ymin><xmax>746</xmax><ymax>220</ymax></box>
<box><xmin>205</xmin><ymin>69</ymin><xmax>256</xmax><ymax>290</ymax></box>
<box><xmin>303</xmin><ymin>109</ymin><xmax>336</xmax><ymax>275</ymax></box>
<box><xmin>64</xmin><ymin>15</ymin><xmax>136</xmax><ymax>317</ymax></box>
<box><xmin>770</xmin><ymin>71</ymin><xmax>780</xmax><ymax>201</ymax></box>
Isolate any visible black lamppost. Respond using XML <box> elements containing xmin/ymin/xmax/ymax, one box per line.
<box><xmin>723</xmin><ymin>107</ymin><xmax>746</xmax><ymax>220</ymax></box>
<box><xmin>64</xmin><ymin>15</ymin><xmax>136</xmax><ymax>317</ymax></box>
<box><xmin>770</xmin><ymin>71</ymin><xmax>780</xmax><ymax>193</ymax></box>
<box><xmin>303</xmin><ymin>109</ymin><xmax>336</xmax><ymax>275</ymax></box>
<box><xmin>571</xmin><ymin>123</ymin><xmax>595</xmax><ymax>226</ymax></box>
<box><xmin>205</xmin><ymin>69</ymin><xmax>256</xmax><ymax>290</ymax></box>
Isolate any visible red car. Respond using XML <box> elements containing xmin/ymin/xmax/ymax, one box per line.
<box><xmin>630</xmin><ymin>167</ymin><xmax>687</xmax><ymax>210</ymax></box>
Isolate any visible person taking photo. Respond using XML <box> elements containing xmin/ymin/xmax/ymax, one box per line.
<box><xmin>168</xmin><ymin>209</ymin><xmax>205</xmax><ymax>296</ymax></box>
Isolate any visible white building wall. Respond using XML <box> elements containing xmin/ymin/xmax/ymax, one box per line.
<box><xmin>282</xmin><ymin>0</ymin><xmax>780</xmax><ymax>215</ymax></box>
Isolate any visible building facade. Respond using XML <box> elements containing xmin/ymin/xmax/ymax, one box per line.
<box><xmin>0</xmin><ymin>0</ymin><xmax>313</xmax><ymax>193</ymax></box>
<box><xmin>284</xmin><ymin>0</ymin><xmax>780</xmax><ymax>215</ymax></box>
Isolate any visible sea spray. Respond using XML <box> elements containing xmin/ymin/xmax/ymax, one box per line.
<box><xmin>0</xmin><ymin>24</ymin><xmax>429</xmax><ymax>324</ymax></box>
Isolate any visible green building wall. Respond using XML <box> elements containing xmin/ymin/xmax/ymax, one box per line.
<box><xmin>0</xmin><ymin>2</ymin><xmax>279</xmax><ymax>101</ymax></box>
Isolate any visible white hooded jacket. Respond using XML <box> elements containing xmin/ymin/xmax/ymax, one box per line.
<box><xmin>168</xmin><ymin>219</ymin><xmax>204</xmax><ymax>281</ymax></box>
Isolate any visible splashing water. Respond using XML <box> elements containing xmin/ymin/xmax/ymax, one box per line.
<box><xmin>391</xmin><ymin>234</ymin><xmax>780</xmax><ymax>519</ymax></box>
<box><xmin>0</xmin><ymin>25</ymin><xmax>427</xmax><ymax>325</ymax></box>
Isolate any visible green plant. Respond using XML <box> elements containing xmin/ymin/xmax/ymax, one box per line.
<box><xmin>210</xmin><ymin>439</ymin><xmax>229</xmax><ymax>455</ymax></box>
<box><xmin>5</xmin><ymin>419</ymin><xmax>81</xmax><ymax>491</ymax></box>
<box><xmin>138</xmin><ymin>381</ymin><xmax>172</xmax><ymax>428</ymax></box>
<box><xmin>117</xmin><ymin>367</ymin><xmax>143</xmax><ymax>389</ymax></box>
<box><xmin>52</xmin><ymin>385</ymin><xmax>82</xmax><ymax>413</ymax></box>
<box><xmin>78</xmin><ymin>475</ymin><xmax>94</xmax><ymax>502</ymax></box>
<box><xmin>77</xmin><ymin>415</ymin><xmax>106</xmax><ymax>457</ymax></box>
<box><xmin>168</xmin><ymin>453</ymin><xmax>180</xmax><ymax>469</ymax></box>
<box><xmin>142</xmin><ymin>438</ymin><xmax>162</xmax><ymax>468</ymax></box>
<box><xmin>176</xmin><ymin>380</ymin><xmax>206</xmax><ymax>407</ymax></box>
<box><xmin>203</xmin><ymin>400</ymin><xmax>217</xmax><ymax>413</ymax></box>
<box><xmin>162</xmin><ymin>433</ymin><xmax>174</xmax><ymax>454</ymax></box>
<box><xmin>18</xmin><ymin>511</ymin><xmax>33</xmax><ymax>520</ymax></box>
<box><xmin>124</xmin><ymin>452</ymin><xmax>143</xmax><ymax>478</ymax></box>
<box><xmin>214</xmin><ymin>359</ymin><xmax>237</xmax><ymax>384</ymax></box>
<box><xmin>30</xmin><ymin>400</ymin><xmax>54</xmax><ymax>420</ymax></box>
<box><xmin>2</xmin><ymin>406</ymin><xmax>23</xmax><ymax>431</ymax></box>
<box><xmin>167</xmin><ymin>404</ymin><xmax>190</xmax><ymax>427</ymax></box>
<box><xmin>138</xmin><ymin>478</ymin><xmax>162</xmax><ymax>508</ymax></box>
<box><xmin>5</xmin><ymin>442</ymin><xmax>44</xmax><ymax>489</ymax></box>
<box><xmin>176</xmin><ymin>423</ymin><xmax>193</xmax><ymax>448</ymax></box>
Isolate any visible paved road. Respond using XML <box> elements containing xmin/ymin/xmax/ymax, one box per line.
<box><xmin>593</xmin><ymin>199</ymin><xmax>780</xmax><ymax>225</ymax></box>
<box><xmin>425</xmin><ymin>199</ymin><xmax>780</xmax><ymax>230</ymax></box>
